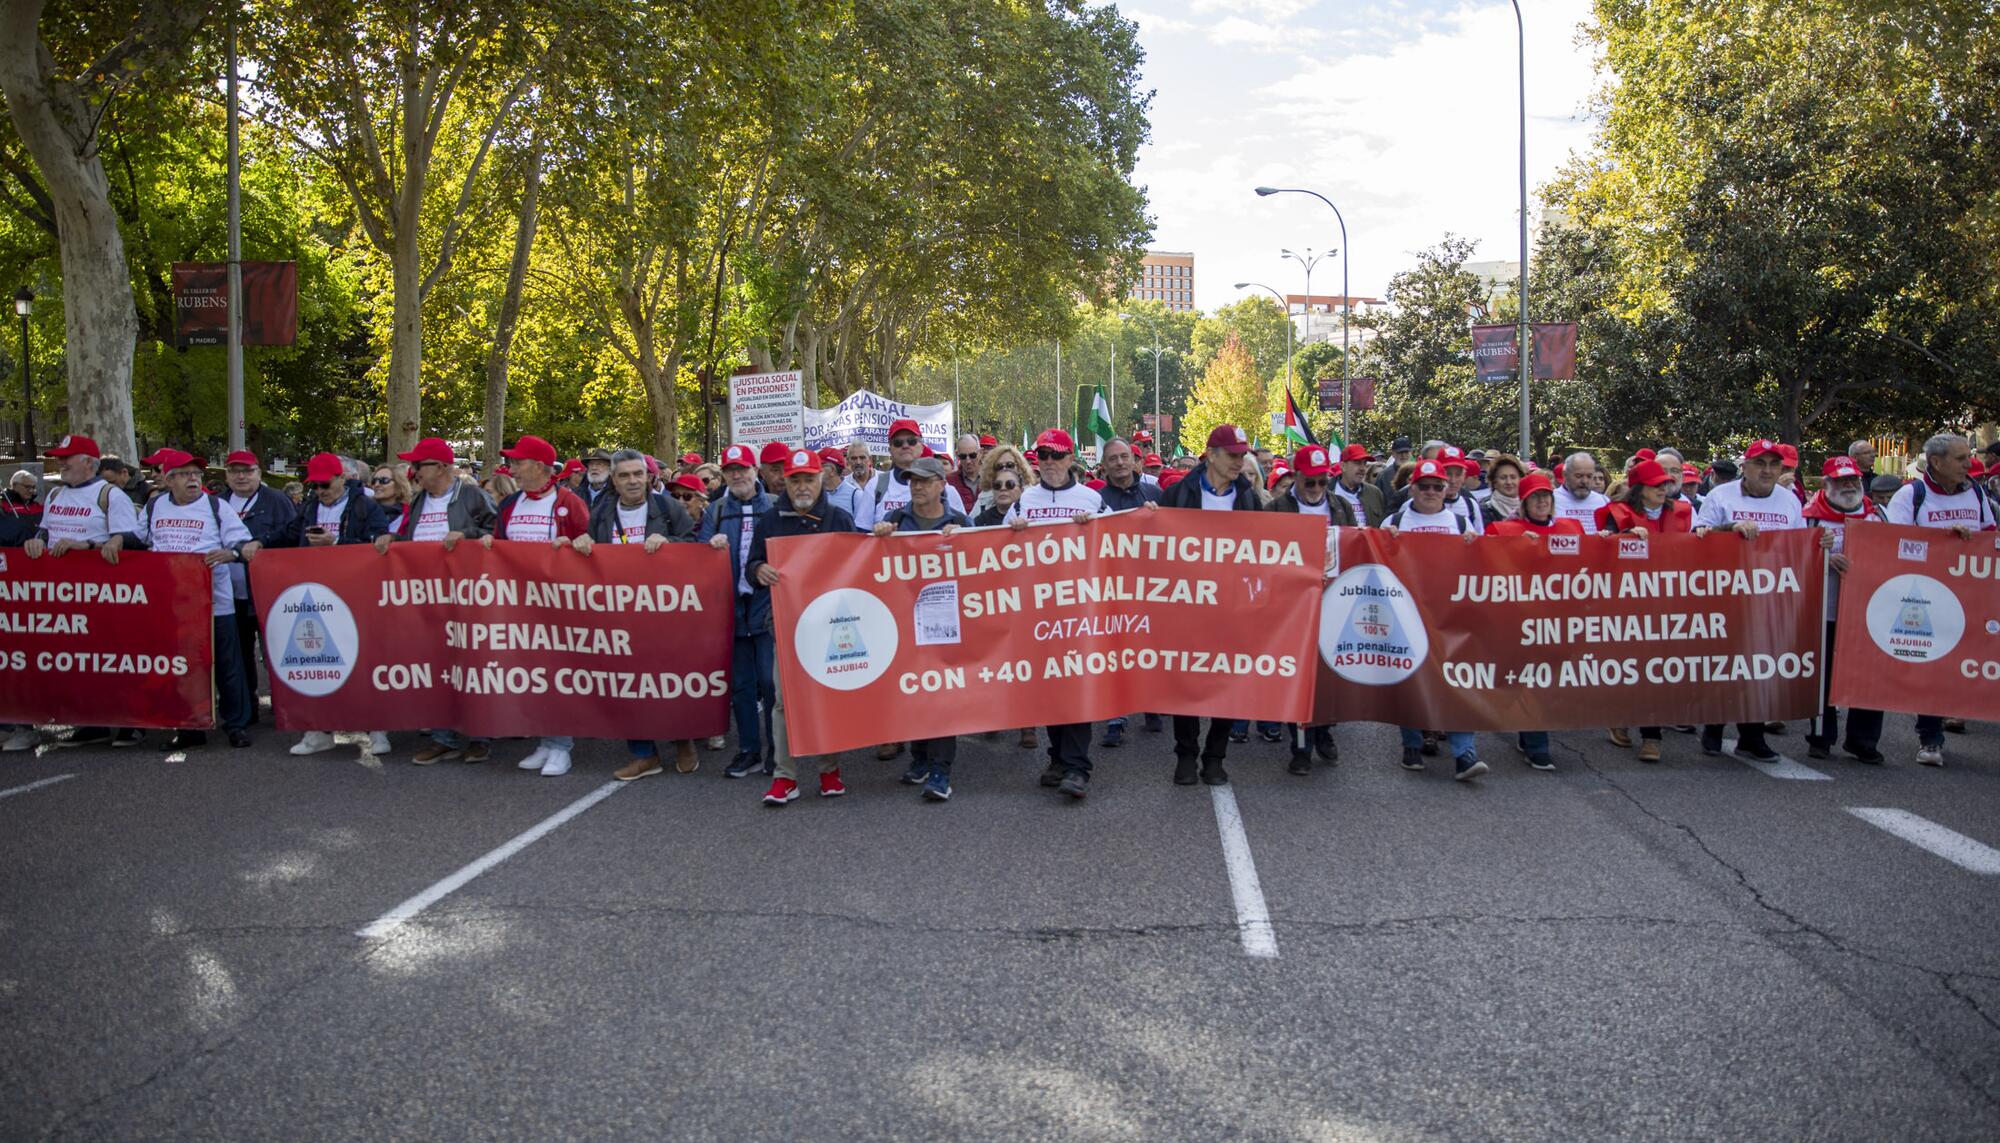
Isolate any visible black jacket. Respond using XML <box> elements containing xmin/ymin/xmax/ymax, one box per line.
<box><xmin>742</xmin><ymin>494</ymin><xmax>856</xmax><ymax>636</ymax></box>
<box><xmin>290</xmin><ymin>484</ymin><xmax>388</xmax><ymax>546</ymax></box>
<box><xmin>1266</xmin><ymin>487</ymin><xmax>1357</xmax><ymax>526</ymax></box>
<box><xmin>233</xmin><ymin>483</ymin><xmax>300</xmax><ymax>549</ymax></box>
<box><xmin>1098</xmin><ymin>476</ymin><xmax>1161</xmax><ymax>512</ymax></box>
<box><xmin>1156</xmin><ymin>460</ymin><xmax>1259</xmax><ymax>511</ymax></box>
<box><xmin>587</xmin><ymin>489</ymin><xmax>695</xmax><ymax>545</ymax></box>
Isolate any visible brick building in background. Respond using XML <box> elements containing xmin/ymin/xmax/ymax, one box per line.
<box><xmin>1134</xmin><ymin>250</ymin><xmax>1195</xmax><ymax>312</ymax></box>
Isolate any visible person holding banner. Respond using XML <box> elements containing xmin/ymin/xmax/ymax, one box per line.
<box><xmin>1693</xmin><ymin>439</ymin><xmax>1824</xmax><ymax>763</ymax></box>
<box><xmin>290</xmin><ymin>452</ymin><xmax>389</xmax><ymax>548</ymax></box>
<box><xmin>1007</xmin><ymin>428</ymin><xmax>1109</xmax><ymax>796</ymax></box>
<box><xmin>1334</xmin><ymin>444</ymin><xmax>1388</xmax><ymax>526</ymax></box>
<box><xmin>1155</xmin><ymin>425</ymin><xmax>1260</xmax><ymax>788</ymax></box>
<box><xmin>1552</xmin><ymin>452</ymin><xmax>1609</xmax><ymax>528</ymax></box>
<box><xmin>701</xmin><ymin>444</ymin><xmax>779</xmax><ymax>780</ymax></box>
<box><xmin>868</xmin><ymin>454</ymin><xmax>971</xmax><ymax>801</ymax></box>
<box><xmin>136</xmin><ymin>449</ymin><xmax>258</xmax><ymax>751</ymax></box>
<box><xmin>221</xmin><ymin>450</ymin><xmax>298</xmax><ymax>728</ymax></box>
<box><xmin>1801</xmin><ymin>454</ymin><xmax>1887</xmax><ymax>763</ymax></box>
<box><xmin>1386</xmin><ymin>460</ymin><xmax>1488</xmax><ymax>779</ymax></box>
<box><xmin>1594</xmin><ymin>460</ymin><xmax>1694</xmax><ymax>763</ymax></box>
<box><xmin>853</xmin><ymin>419</ymin><xmax>966</xmax><ymax>532</ymax></box>
<box><xmin>380</xmin><ymin>438</ymin><xmax>495</xmax><ymax>550</ymax></box>
<box><xmin>1885</xmin><ymin>432</ymin><xmax>1995</xmax><ymax>766</ymax></box>
<box><xmin>746</xmin><ymin>447</ymin><xmax>857</xmax><ymax>805</ymax></box>
<box><xmin>1267</xmin><ymin>444</ymin><xmax>1351</xmax><ymax>775</ymax></box>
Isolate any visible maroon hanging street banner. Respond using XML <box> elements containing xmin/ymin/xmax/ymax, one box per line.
<box><xmin>1532</xmin><ymin>322</ymin><xmax>1578</xmax><ymax>380</ymax></box>
<box><xmin>1317</xmin><ymin>376</ymin><xmax>1376</xmax><ymax>410</ymax></box>
<box><xmin>1829</xmin><ymin>522</ymin><xmax>2000</xmax><ymax>721</ymax></box>
<box><xmin>250</xmin><ymin>542</ymin><xmax>732</xmax><ymax>738</ymax></box>
<box><xmin>1471</xmin><ymin>324</ymin><xmax>1518</xmax><ymax>383</ymax></box>
<box><xmin>0</xmin><ymin>550</ymin><xmax>216</xmax><ymax>728</ymax></box>
<box><xmin>1311</xmin><ymin>529</ymin><xmax>1825</xmax><ymax>731</ymax></box>
<box><xmin>172</xmin><ymin>261</ymin><xmax>299</xmax><ymax>347</ymax></box>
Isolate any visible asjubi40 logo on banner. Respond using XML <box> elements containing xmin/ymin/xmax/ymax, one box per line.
<box><xmin>1320</xmin><ymin>563</ymin><xmax>1428</xmax><ymax>685</ymax></box>
<box><xmin>264</xmin><ymin>581</ymin><xmax>360</xmax><ymax>696</ymax></box>
<box><xmin>793</xmin><ymin>588</ymin><xmax>900</xmax><ymax>691</ymax></box>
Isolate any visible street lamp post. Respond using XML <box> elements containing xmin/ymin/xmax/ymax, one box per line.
<box><xmin>1510</xmin><ymin>0</ymin><xmax>1531</xmax><ymax>460</ymax></box>
<box><xmin>1142</xmin><ymin>343</ymin><xmax>1166</xmax><ymax>447</ymax></box>
<box><xmin>1280</xmin><ymin>248</ymin><xmax>1326</xmax><ymax>348</ymax></box>
<box><xmin>1234</xmin><ymin>283</ymin><xmax>1294</xmax><ymax>436</ymax></box>
<box><xmin>13</xmin><ymin>287</ymin><xmax>30</xmax><ymax>458</ymax></box>
<box><xmin>1257</xmin><ymin>188</ymin><xmax>1351</xmax><ymax>445</ymax></box>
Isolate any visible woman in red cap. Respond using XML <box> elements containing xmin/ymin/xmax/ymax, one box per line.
<box><xmin>1594</xmin><ymin>460</ymin><xmax>1691</xmax><ymax>762</ymax></box>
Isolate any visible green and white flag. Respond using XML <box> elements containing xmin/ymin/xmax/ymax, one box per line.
<box><xmin>1075</xmin><ymin>384</ymin><xmax>1114</xmax><ymax>453</ymax></box>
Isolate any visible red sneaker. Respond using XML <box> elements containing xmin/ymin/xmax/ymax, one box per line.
<box><xmin>763</xmin><ymin>778</ymin><xmax>799</xmax><ymax>805</ymax></box>
<box><xmin>819</xmin><ymin>770</ymin><xmax>847</xmax><ymax>798</ymax></box>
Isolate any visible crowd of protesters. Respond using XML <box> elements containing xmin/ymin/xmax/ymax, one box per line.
<box><xmin>4</xmin><ymin>422</ymin><xmax>1996</xmax><ymax>804</ymax></box>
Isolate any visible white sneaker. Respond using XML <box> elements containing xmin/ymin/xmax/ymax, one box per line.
<box><xmin>289</xmin><ymin>731</ymin><xmax>337</xmax><ymax>756</ymax></box>
<box><xmin>2</xmin><ymin>728</ymin><xmax>40</xmax><ymax>752</ymax></box>
<box><xmin>538</xmin><ymin>748</ymin><xmax>572</xmax><ymax>777</ymax></box>
<box><xmin>365</xmin><ymin>732</ymin><xmax>392</xmax><ymax>755</ymax></box>
<box><xmin>706</xmin><ymin>736</ymin><xmax>727</xmax><ymax>750</ymax></box>
<box><xmin>1917</xmin><ymin>745</ymin><xmax>1945</xmax><ymax>767</ymax></box>
<box><xmin>517</xmin><ymin>747</ymin><xmax>551</xmax><ymax>771</ymax></box>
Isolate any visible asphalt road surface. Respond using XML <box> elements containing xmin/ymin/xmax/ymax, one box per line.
<box><xmin>4</xmin><ymin>711</ymin><xmax>1999</xmax><ymax>1141</ymax></box>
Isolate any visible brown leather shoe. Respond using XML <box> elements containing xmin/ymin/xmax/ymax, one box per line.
<box><xmin>1018</xmin><ymin>728</ymin><xmax>1038</xmax><ymax>749</ymax></box>
<box><xmin>674</xmin><ymin>741</ymin><xmax>699</xmax><ymax>773</ymax></box>
<box><xmin>463</xmin><ymin>741</ymin><xmax>491</xmax><ymax>763</ymax></box>
<box><xmin>1637</xmin><ymin>739</ymin><xmax>1661</xmax><ymax>763</ymax></box>
<box><xmin>1608</xmin><ymin>728</ymin><xmax>1633</xmax><ymax>749</ymax></box>
<box><xmin>875</xmin><ymin>741</ymin><xmax>903</xmax><ymax>761</ymax></box>
<box><xmin>615</xmin><ymin>756</ymin><xmax>664</xmax><ymax>782</ymax></box>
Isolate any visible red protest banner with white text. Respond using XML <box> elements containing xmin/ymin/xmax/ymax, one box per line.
<box><xmin>0</xmin><ymin>550</ymin><xmax>216</xmax><ymax>728</ymax></box>
<box><xmin>770</xmin><ymin>511</ymin><xmax>1326</xmax><ymax>756</ymax></box>
<box><xmin>1829</xmin><ymin>522</ymin><xmax>2000</xmax><ymax>721</ymax></box>
<box><xmin>1312</xmin><ymin>529</ymin><xmax>1825</xmax><ymax>730</ymax></box>
<box><xmin>250</xmin><ymin>542</ymin><xmax>732</xmax><ymax>738</ymax></box>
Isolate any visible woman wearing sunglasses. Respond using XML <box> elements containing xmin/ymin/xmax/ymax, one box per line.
<box><xmin>371</xmin><ymin>465</ymin><xmax>413</xmax><ymax>533</ymax></box>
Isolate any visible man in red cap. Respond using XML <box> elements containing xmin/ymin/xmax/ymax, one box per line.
<box><xmin>1333</xmin><ymin>443</ymin><xmax>1386</xmax><ymax>525</ymax></box>
<box><xmin>1155</xmin><ymin>423</ymin><xmax>1262</xmax><ymax>787</ymax></box>
<box><xmin>220</xmin><ymin>448</ymin><xmax>298</xmax><ymax>726</ymax></box>
<box><xmin>699</xmin><ymin>443</ymin><xmax>778</xmax><ymax>778</ymax></box>
<box><xmin>757</xmin><ymin>441</ymin><xmax>792</xmax><ymax>496</ymax></box>
<box><xmin>1433</xmin><ymin>446</ymin><xmax>1487</xmax><ymax>533</ymax></box>
<box><xmin>25</xmin><ymin>435</ymin><xmax>139</xmax><ymax>565</ymax></box>
<box><xmin>677</xmin><ymin>452</ymin><xmax>704</xmax><ymax>476</ymax></box>
<box><xmin>380</xmin><ymin>436</ymin><xmax>495</xmax><ymax>552</ymax></box>
<box><xmin>854</xmin><ymin>419</ymin><xmax>964</xmax><ymax>531</ymax></box>
<box><xmin>137</xmin><ymin>449</ymin><xmax>259</xmax><ymax>750</ymax></box>
<box><xmin>1776</xmin><ymin>443</ymin><xmax>1803</xmax><ymax>502</ymax></box>
<box><xmin>1801</xmin><ymin>454</ymin><xmax>1886</xmax><ymax>763</ymax></box>
<box><xmin>1885</xmin><ymin>432</ymin><xmax>1994</xmax><ymax>764</ymax></box>
<box><xmin>290</xmin><ymin>452</ymin><xmax>389</xmax><ymax>547</ymax></box>
<box><xmin>1266</xmin><ymin>443</ymin><xmax>1352</xmax><ymax>774</ymax></box>
<box><xmin>1384</xmin><ymin>458</ymin><xmax>1489</xmax><ymax>780</ymax></box>
<box><xmin>816</xmin><ymin>447</ymin><xmax>862</xmax><ymax>522</ymax></box>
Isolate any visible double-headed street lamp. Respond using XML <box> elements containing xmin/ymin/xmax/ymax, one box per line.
<box><xmin>13</xmin><ymin>287</ymin><xmax>31</xmax><ymax>458</ymax></box>
<box><xmin>1280</xmin><ymin>248</ymin><xmax>1327</xmax><ymax>346</ymax></box>
<box><xmin>1255</xmin><ymin>188</ymin><xmax>1351</xmax><ymax>444</ymax></box>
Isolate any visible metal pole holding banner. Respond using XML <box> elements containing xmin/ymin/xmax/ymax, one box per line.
<box><xmin>1512</xmin><ymin>0</ymin><xmax>1531</xmax><ymax>460</ymax></box>
<box><xmin>225</xmin><ymin>2</ymin><xmax>245</xmax><ymax>453</ymax></box>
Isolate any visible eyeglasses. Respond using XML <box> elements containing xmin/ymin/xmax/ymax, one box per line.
<box><xmin>1037</xmin><ymin>449</ymin><xmax>1071</xmax><ymax>461</ymax></box>
<box><xmin>992</xmin><ymin>480</ymin><xmax>1020</xmax><ymax>491</ymax></box>
<box><xmin>304</xmin><ymin>481</ymin><xmax>329</xmax><ymax>491</ymax></box>
<box><xmin>670</xmin><ymin>491</ymin><xmax>697</xmax><ymax>501</ymax></box>
<box><xmin>371</xmin><ymin>475</ymin><xmax>393</xmax><ymax>484</ymax></box>
<box><xmin>956</xmin><ymin>453</ymin><xmax>978</xmax><ymax>462</ymax></box>
<box><xmin>1298</xmin><ymin>477</ymin><xmax>1330</xmax><ymax>488</ymax></box>
<box><xmin>995</xmin><ymin>461</ymin><xmax>1019</xmax><ymax>471</ymax></box>
<box><xmin>1414</xmin><ymin>481</ymin><xmax>1448</xmax><ymax>493</ymax></box>
<box><xmin>889</xmin><ymin>436</ymin><xmax>921</xmax><ymax>447</ymax></box>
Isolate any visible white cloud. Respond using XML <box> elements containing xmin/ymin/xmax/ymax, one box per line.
<box><xmin>1131</xmin><ymin>0</ymin><xmax>1600</xmax><ymax>309</ymax></box>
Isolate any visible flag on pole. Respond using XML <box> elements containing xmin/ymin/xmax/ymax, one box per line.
<box><xmin>1281</xmin><ymin>388</ymin><xmax>1318</xmax><ymax>449</ymax></box>
<box><xmin>1075</xmin><ymin>384</ymin><xmax>1114</xmax><ymax>453</ymax></box>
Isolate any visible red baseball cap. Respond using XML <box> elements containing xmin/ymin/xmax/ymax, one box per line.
<box><xmin>1205</xmin><ymin>424</ymin><xmax>1250</xmax><ymax>455</ymax></box>
<box><xmin>887</xmin><ymin>418</ymin><xmax>923</xmax><ymax>441</ymax></box>
<box><xmin>1035</xmin><ymin>428</ymin><xmax>1075</xmax><ymax>453</ymax></box>
<box><xmin>1291</xmin><ymin>445</ymin><xmax>1334</xmax><ymax>477</ymax></box>
<box><xmin>759</xmin><ymin>440</ymin><xmax>792</xmax><ymax>466</ymax></box>
<box><xmin>1681</xmin><ymin>468</ymin><xmax>1699</xmax><ymax>483</ymax></box>
<box><xmin>140</xmin><ymin>448</ymin><xmax>177</xmax><ymax>466</ymax></box>
<box><xmin>1143</xmin><ymin>453</ymin><xmax>1164</xmax><ymax>467</ymax></box>
<box><xmin>1086</xmin><ymin>478</ymin><xmax>1107</xmax><ymax>491</ymax></box>
<box><xmin>1822</xmin><ymin>456</ymin><xmax>1863</xmax><ymax>480</ymax></box>
<box><xmin>1518</xmin><ymin>472</ymin><xmax>1555</xmax><ymax>498</ymax></box>
<box><xmin>1341</xmin><ymin>444</ymin><xmax>1371</xmax><ymax>463</ymax></box>
<box><xmin>978</xmin><ymin>434</ymin><xmax>997</xmax><ymax>448</ymax></box>
<box><xmin>397</xmin><ymin>437</ymin><xmax>454</xmax><ymax>465</ymax></box>
<box><xmin>559</xmin><ymin>458</ymin><xmax>583</xmax><ymax>479</ymax></box>
<box><xmin>720</xmin><ymin>443</ymin><xmax>756</xmax><ymax>469</ymax></box>
<box><xmin>1970</xmin><ymin>458</ymin><xmax>1988</xmax><ymax>480</ymax></box>
<box><xmin>1159</xmin><ymin>470</ymin><xmax>1186</xmax><ymax>488</ymax></box>
<box><xmin>782</xmin><ymin>446</ymin><xmax>822</xmax><ymax>476</ymax></box>
<box><xmin>494</xmin><ymin>464</ymin><xmax>512</xmax><ymax>477</ymax></box>
<box><xmin>920</xmin><ymin>444</ymin><xmax>936</xmax><ymax>458</ymax></box>
<box><xmin>643</xmin><ymin>454</ymin><xmax>660</xmax><ymax>476</ymax></box>
<box><xmin>1132</xmin><ymin>430</ymin><xmax>1153</xmax><ymax>443</ymax></box>
<box><xmin>150</xmin><ymin>448</ymin><xmax>200</xmax><ymax>472</ymax></box>
<box><xmin>1264</xmin><ymin>465</ymin><xmax>1292</xmax><ymax>491</ymax></box>
<box><xmin>1633</xmin><ymin>448</ymin><xmax>1657</xmax><ymax>462</ymax></box>
<box><xmin>1777</xmin><ymin>443</ymin><xmax>1799</xmax><ymax>468</ymax></box>
<box><xmin>500</xmin><ymin>434</ymin><xmax>558</xmax><ymax>466</ymax></box>
<box><xmin>1410</xmin><ymin>459</ymin><xmax>1448</xmax><ymax>483</ymax></box>
<box><xmin>46</xmin><ymin>434</ymin><xmax>100</xmax><ymax>459</ymax></box>
<box><xmin>224</xmin><ymin>449</ymin><xmax>260</xmax><ymax>468</ymax></box>
<box><xmin>303</xmin><ymin>452</ymin><xmax>345</xmax><ymax>484</ymax></box>
<box><xmin>671</xmin><ymin>473</ymin><xmax>704</xmax><ymax>493</ymax></box>
<box><xmin>1437</xmin><ymin>445</ymin><xmax>1471</xmax><ymax>471</ymax></box>
<box><xmin>1743</xmin><ymin>439</ymin><xmax>1783</xmax><ymax>461</ymax></box>
<box><xmin>1628</xmin><ymin>459</ymin><xmax>1673</xmax><ymax>487</ymax></box>
<box><xmin>818</xmin><ymin>447</ymin><xmax>847</xmax><ymax>469</ymax></box>
<box><xmin>679</xmin><ymin>452</ymin><xmax>703</xmax><ymax>466</ymax></box>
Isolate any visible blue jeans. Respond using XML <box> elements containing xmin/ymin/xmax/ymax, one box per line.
<box><xmin>430</xmin><ymin>728</ymin><xmax>491</xmax><ymax>749</ymax></box>
<box><xmin>1517</xmin><ymin>730</ymin><xmax>1549</xmax><ymax>755</ymax></box>
<box><xmin>732</xmin><ymin>631</ymin><xmax>776</xmax><ymax>758</ymax></box>
<box><xmin>626</xmin><ymin>739</ymin><xmax>657</xmax><ymax>758</ymax></box>
<box><xmin>1915</xmin><ymin>714</ymin><xmax>1945</xmax><ymax>749</ymax></box>
<box><xmin>536</xmin><ymin>736</ymin><xmax>574</xmax><ymax>752</ymax></box>
<box><xmin>1402</xmin><ymin>727</ymin><xmax>1474</xmax><ymax>758</ymax></box>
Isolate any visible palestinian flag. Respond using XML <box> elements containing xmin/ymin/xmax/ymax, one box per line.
<box><xmin>1281</xmin><ymin>388</ymin><xmax>1318</xmax><ymax>449</ymax></box>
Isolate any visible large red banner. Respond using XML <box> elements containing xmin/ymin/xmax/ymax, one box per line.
<box><xmin>770</xmin><ymin>511</ymin><xmax>1326</xmax><ymax>756</ymax></box>
<box><xmin>1829</xmin><ymin>522</ymin><xmax>2000</xmax><ymax>721</ymax></box>
<box><xmin>250</xmin><ymin>542</ymin><xmax>732</xmax><ymax>738</ymax></box>
<box><xmin>0</xmin><ymin>550</ymin><xmax>216</xmax><ymax>728</ymax></box>
<box><xmin>1312</xmin><ymin>529</ymin><xmax>1825</xmax><ymax>730</ymax></box>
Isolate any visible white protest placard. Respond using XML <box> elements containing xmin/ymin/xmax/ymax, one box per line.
<box><xmin>802</xmin><ymin>390</ymin><xmax>953</xmax><ymax>454</ymax></box>
<box><xmin>729</xmin><ymin>370</ymin><xmax>805</xmax><ymax>448</ymax></box>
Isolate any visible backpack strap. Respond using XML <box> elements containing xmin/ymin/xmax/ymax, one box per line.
<box><xmin>1911</xmin><ymin>480</ymin><xmax>1926</xmax><ymax>519</ymax></box>
<box><xmin>873</xmin><ymin>471</ymin><xmax>892</xmax><ymax>504</ymax></box>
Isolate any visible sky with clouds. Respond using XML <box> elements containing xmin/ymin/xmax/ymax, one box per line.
<box><xmin>1126</xmin><ymin>0</ymin><xmax>1601</xmax><ymax>311</ymax></box>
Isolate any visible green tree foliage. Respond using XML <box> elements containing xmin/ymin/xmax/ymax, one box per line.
<box><xmin>1178</xmin><ymin>333</ymin><xmax>1263</xmax><ymax>456</ymax></box>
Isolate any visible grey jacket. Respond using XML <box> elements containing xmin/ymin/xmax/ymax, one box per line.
<box><xmin>393</xmin><ymin>481</ymin><xmax>497</xmax><ymax>541</ymax></box>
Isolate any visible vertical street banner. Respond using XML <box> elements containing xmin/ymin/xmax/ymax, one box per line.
<box><xmin>728</xmin><ymin>370</ymin><xmax>806</xmax><ymax>449</ymax></box>
<box><xmin>801</xmin><ymin>390</ymin><xmax>955</xmax><ymax>453</ymax></box>
<box><xmin>1470</xmin><ymin>324</ymin><xmax>1519</xmax><ymax>383</ymax></box>
<box><xmin>1531</xmin><ymin>322</ymin><xmax>1578</xmax><ymax>380</ymax></box>
<box><xmin>250</xmin><ymin>542</ymin><xmax>733</xmax><ymax>738</ymax></box>
<box><xmin>770</xmin><ymin>511</ymin><xmax>1326</xmax><ymax>755</ymax></box>
<box><xmin>1829</xmin><ymin>522</ymin><xmax>2000</xmax><ymax>721</ymax></box>
<box><xmin>171</xmin><ymin>261</ymin><xmax>299</xmax><ymax>347</ymax></box>
<box><xmin>0</xmin><ymin>550</ymin><xmax>217</xmax><ymax>728</ymax></box>
<box><xmin>1312</xmin><ymin>529</ymin><xmax>1826</xmax><ymax>730</ymax></box>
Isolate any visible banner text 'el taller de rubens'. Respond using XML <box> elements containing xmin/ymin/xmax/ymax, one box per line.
<box><xmin>770</xmin><ymin>511</ymin><xmax>1326</xmax><ymax>755</ymax></box>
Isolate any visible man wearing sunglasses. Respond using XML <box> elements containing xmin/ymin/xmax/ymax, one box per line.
<box><xmin>1265</xmin><ymin>445</ymin><xmax>1353</xmax><ymax>775</ymax></box>
<box><xmin>1385</xmin><ymin>459</ymin><xmax>1487</xmax><ymax>782</ymax></box>
<box><xmin>852</xmin><ymin>418</ymin><xmax>964</xmax><ymax>532</ymax></box>
<box><xmin>377</xmin><ymin>437</ymin><xmax>495</xmax><ymax>553</ymax></box>
<box><xmin>290</xmin><ymin>452</ymin><xmax>389</xmax><ymax>548</ymax></box>
<box><xmin>1094</xmin><ymin>437</ymin><xmax>1165</xmax><ymax>747</ymax></box>
<box><xmin>946</xmin><ymin>434</ymin><xmax>982</xmax><ymax>513</ymax></box>
<box><xmin>220</xmin><ymin>449</ymin><xmax>297</xmax><ymax>727</ymax></box>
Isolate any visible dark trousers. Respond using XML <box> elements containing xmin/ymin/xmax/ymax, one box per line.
<box><xmin>1045</xmin><ymin>722</ymin><xmax>1091</xmax><ymax>776</ymax></box>
<box><xmin>731</xmin><ymin>631</ymin><xmax>775</xmax><ymax>758</ymax></box>
<box><xmin>1173</xmin><ymin>716</ymin><xmax>1233</xmax><ymax>764</ymax></box>
<box><xmin>1915</xmin><ymin>714</ymin><xmax>1946</xmax><ymax>749</ymax></box>
<box><xmin>911</xmin><ymin>736</ymin><xmax>957</xmax><ymax>774</ymax></box>
<box><xmin>213</xmin><ymin>614</ymin><xmax>250</xmax><ymax>731</ymax></box>
<box><xmin>232</xmin><ymin>604</ymin><xmax>263</xmax><ymax>722</ymax></box>
<box><xmin>1808</xmin><ymin>620</ymin><xmax>1882</xmax><ymax>750</ymax></box>
<box><xmin>1703</xmin><ymin>722</ymin><xmax>1769</xmax><ymax>752</ymax></box>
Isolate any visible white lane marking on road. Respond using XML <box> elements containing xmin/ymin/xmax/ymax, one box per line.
<box><xmin>0</xmin><ymin>773</ymin><xmax>76</xmax><ymax>800</ymax></box>
<box><xmin>1721</xmin><ymin>739</ymin><xmax>1831</xmax><ymax>781</ymax></box>
<box><xmin>1209</xmin><ymin>785</ymin><xmax>1278</xmax><ymax>959</ymax></box>
<box><xmin>357</xmin><ymin>781</ymin><xmax>627</xmax><ymax>939</ymax></box>
<box><xmin>1846</xmin><ymin>808</ymin><xmax>2000</xmax><ymax>874</ymax></box>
